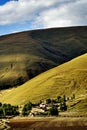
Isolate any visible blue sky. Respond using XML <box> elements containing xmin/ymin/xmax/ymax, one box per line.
<box><xmin>0</xmin><ymin>0</ymin><xmax>18</xmax><ymax>5</ymax></box>
<box><xmin>0</xmin><ymin>0</ymin><xmax>87</xmax><ymax>36</ymax></box>
<box><xmin>0</xmin><ymin>0</ymin><xmax>10</xmax><ymax>5</ymax></box>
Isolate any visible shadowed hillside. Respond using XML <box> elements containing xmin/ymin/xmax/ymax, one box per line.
<box><xmin>0</xmin><ymin>53</ymin><xmax>87</xmax><ymax>106</ymax></box>
<box><xmin>0</xmin><ymin>26</ymin><xmax>87</xmax><ymax>89</ymax></box>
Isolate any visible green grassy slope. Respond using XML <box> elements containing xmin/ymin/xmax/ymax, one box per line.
<box><xmin>0</xmin><ymin>53</ymin><xmax>87</xmax><ymax>105</ymax></box>
<box><xmin>0</xmin><ymin>26</ymin><xmax>87</xmax><ymax>89</ymax></box>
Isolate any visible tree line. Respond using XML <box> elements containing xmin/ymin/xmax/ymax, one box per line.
<box><xmin>0</xmin><ymin>94</ymin><xmax>75</xmax><ymax>117</ymax></box>
<box><xmin>0</xmin><ymin>103</ymin><xmax>19</xmax><ymax>118</ymax></box>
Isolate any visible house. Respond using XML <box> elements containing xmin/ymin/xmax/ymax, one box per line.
<box><xmin>29</xmin><ymin>107</ymin><xmax>45</xmax><ymax>116</ymax></box>
<box><xmin>39</xmin><ymin>103</ymin><xmax>47</xmax><ymax>110</ymax></box>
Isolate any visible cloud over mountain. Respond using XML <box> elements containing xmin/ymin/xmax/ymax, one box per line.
<box><xmin>0</xmin><ymin>0</ymin><xmax>87</xmax><ymax>28</ymax></box>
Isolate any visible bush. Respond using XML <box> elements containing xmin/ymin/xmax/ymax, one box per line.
<box><xmin>61</xmin><ymin>95</ymin><xmax>66</xmax><ymax>102</ymax></box>
<box><xmin>60</xmin><ymin>102</ymin><xmax>67</xmax><ymax>111</ymax></box>
<box><xmin>0</xmin><ymin>107</ymin><xmax>4</xmax><ymax>117</ymax></box>
<box><xmin>22</xmin><ymin>107</ymin><xmax>30</xmax><ymax>116</ymax></box>
<box><xmin>49</xmin><ymin>106</ymin><xmax>58</xmax><ymax>116</ymax></box>
<box><xmin>71</xmin><ymin>94</ymin><xmax>75</xmax><ymax>100</ymax></box>
<box><xmin>0</xmin><ymin>103</ymin><xmax>2</xmax><ymax>107</ymax></box>
<box><xmin>0</xmin><ymin>103</ymin><xmax>19</xmax><ymax>117</ymax></box>
<box><xmin>46</xmin><ymin>98</ymin><xmax>51</xmax><ymax>104</ymax></box>
<box><xmin>22</xmin><ymin>102</ymin><xmax>32</xmax><ymax>116</ymax></box>
<box><xmin>51</xmin><ymin>99</ymin><xmax>57</xmax><ymax>103</ymax></box>
<box><xmin>57</xmin><ymin>96</ymin><xmax>61</xmax><ymax>103</ymax></box>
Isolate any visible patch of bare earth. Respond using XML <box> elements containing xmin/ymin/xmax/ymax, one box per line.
<box><xmin>8</xmin><ymin>117</ymin><xmax>87</xmax><ymax>130</ymax></box>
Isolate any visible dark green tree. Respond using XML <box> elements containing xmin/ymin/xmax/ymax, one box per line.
<box><xmin>0</xmin><ymin>108</ymin><xmax>4</xmax><ymax>117</ymax></box>
<box><xmin>72</xmin><ymin>94</ymin><xmax>75</xmax><ymax>99</ymax></box>
<box><xmin>1</xmin><ymin>103</ymin><xmax>19</xmax><ymax>116</ymax></box>
<box><xmin>22</xmin><ymin>107</ymin><xmax>29</xmax><ymax>116</ymax></box>
<box><xmin>62</xmin><ymin>95</ymin><xmax>66</xmax><ymax>102</ymax></box>
<box><xmin>0</xmin><ymin>102</ymin><xmax>2</xmax><ymax>107</ymax></box>
<box><xmin>22</xmin><ymin>102</ymin><xmax>32</xmax><ymax>116</ymax></box>
<box><xmin>67</xmin><ymin>97</ymin><xmax>69</xmax><ymax>101</ymax></box>
<box><xmin>49</xmin><ymin>106</ymin><xmax>58</xmax><ymax>116</ymax></box>
<box><xmin>57</xmin><ymin>96</ymin><xmax>61</xmax><ymax>103</ymax></box>
<box><xmin>60</xmin><ymin>102</ymin><xmax>67</xmax><ymax>111</ymax></box>
<box><xmin>46</xmin><ymin>98</ymin><xmax>51</xmax><ymax>104</ymax></box>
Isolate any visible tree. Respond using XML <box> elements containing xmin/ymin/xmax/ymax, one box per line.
<box><xmin>22</xmin><ymin>107</ymin><xmax>29</xmax><ymax>116</ymax></box>
<box><xmin>1</xmin><ymin>103</ymin><xmax>19</xmax><ymax>116</ymax></box>
<box><xmin>67</xmin><ymin>97</ymin><xmax>69</xmax><ymax>101</ymax></box>
<box><xmin>60</xmin><ymin>102</ymin><xmax>67</xmax><ymax>111</ymax></box>
<box><xmin>46</xmin><ymin>98</ymin><xmax>51</xmax><ymax>104</ymax></box>
<box><xmin>72</xmin><ymin>94</ymin><xmax>75</xmax><ymax>99</ymax></box>
<box><xmin>61</xmin><ymin>95</ymin><xmax>66</xmax><ymax>102</ymax></box>
<box><xmin>49</xmin><ymin>106</ymin><xmax>58</xmax><ymax>116</ymax></box>
<box><xmin>57</xmin><ymin>96</ymin><xmax>61</xmax><ymax>103</ymax></box>
<box><xmin>0</xmin><ymin>108</ymin><xmax>4</xmax><ymax>117</ymax></box>
<box><xmin>51</xmin><ymin>99</ymin><xmax>57</xmax><ymax>104</ymax></box>
<box><xmin>22</xmin><ymin>102</ymin><xmax>32</xmax><ymax>116</ymax></box>
<box><xmin>0</xmin><ymin>102</ymin><xmax>2</xmax><ymax>107</ymax></box>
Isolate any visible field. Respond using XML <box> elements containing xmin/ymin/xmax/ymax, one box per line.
<box><xmin>8</xmin><ymin>117</ymin><xmax>87</xmax><ymax>130</ymax></box>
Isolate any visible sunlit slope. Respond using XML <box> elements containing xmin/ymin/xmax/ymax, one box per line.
<box><xmin>0</xmin><ymin>53</ymin><xmax>87</xmax><ymax>105</ymax></box>
<box><xmin>0</xmin><ymin>26</ymin><xmax>87</xmax><ymax>89</ymax></box>
<box><xmin>68</xmin><ymin>95</ymin><xmax>87</xmax><ymax>115</ymax></box>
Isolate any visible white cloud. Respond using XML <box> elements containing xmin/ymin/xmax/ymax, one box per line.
<box><xmin>0</xmin><ymin>0</ymin><xmax>87</xmax><ymax>28</ymax></box>
<box><xmin>33</xmin><ymin>0</ymin><xmax>87</xmax><ymax>28</ymax></box>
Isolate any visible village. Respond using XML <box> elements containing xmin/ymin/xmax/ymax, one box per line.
<box><xmin>21</xmin><ymin>94</ymin><xmax>75</xmax><ymax>117</ymax></box>
<box><xmin>0</xmin><ymin>94</ymin><xmax>75</xmax><ymax>118</ymax></box>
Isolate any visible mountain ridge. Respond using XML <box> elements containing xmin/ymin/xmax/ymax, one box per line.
<box><xmin>0</xmin><ymin>25</ymin><xmax>86</xmax><ymax>37</ymax></box>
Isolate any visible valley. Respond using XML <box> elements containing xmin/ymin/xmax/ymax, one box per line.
<box><xmin>0</xmin><ymin>27</ymin><xmax>87</xmax><ymax>130</ymax></box>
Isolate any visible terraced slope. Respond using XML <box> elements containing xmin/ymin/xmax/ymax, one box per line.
<box><xmin>0</xmin><ymin>53</ymin><xmax>87</xmax><ymax>105</ymax></box>
<box><xmin>0</xmin><ymin>26</ymin><xmax>87</xmax><ymax>89</ymax></box>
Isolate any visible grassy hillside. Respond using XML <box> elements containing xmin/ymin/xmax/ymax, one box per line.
<box><xmin>0</xmin><ymin>53</ymin><xmax>87</xmax><ymax>106</ymax></box>
<box><xmin>67</xmin><ymin>95</ymin><xmax>87</xmax><ymax>114</ymax></box>
<box><xmin>0</xmin><ymin>26</ymin><xmax>87</xmax><ymax>89</ymax></box>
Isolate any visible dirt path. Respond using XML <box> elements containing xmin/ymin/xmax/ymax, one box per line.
<box><xmin>0</xmin><ymin>119</ymin><xmax>10</xmax><ymax>130</ymax></box>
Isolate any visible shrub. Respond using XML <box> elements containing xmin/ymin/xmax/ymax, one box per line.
<box><xmin>0</xmin><ymin>103</ymin><xmax>2</xmax><ymax>107</ymax></box>
<box><xmin>22</xmin><ymin>102</ymin><xmax>32</xmax><ymax>116</ymax></box>
<box><xmin>49</xmin><ymin>106</ymin><xmax>58</xmax><ymax>116</ymax></box>
<box><xmin>71</xmin><ymin>94</ymin><xmax>75</xmax><ymax>100</ymax></box>
<box><xmin>0</xmin><ymin>107</ymin><xmax>4</xmax><ymax>117</ymax></box>
<box><xmin>57</xmin><ymin>96</ymin><xmax>61</xmax><ymax>103</ymax></box>
<box><xmin>46</xmin><ymin>98</ymin><xmax>51</xmax><ymax>104</ymax></box>
<box><xmin>60</xmin><ymin>102</ymin><xmax>67</xmax><ymax>111</ymax></box>
<box><xmin>0</xmin><ymin>103</ymin><xmax>19</xmax><ymax>117</ymax></box>
<box><xmin>22</xmin><ymin>107</ymin><xmax>30</xmax><ymax>116</ymax></box>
